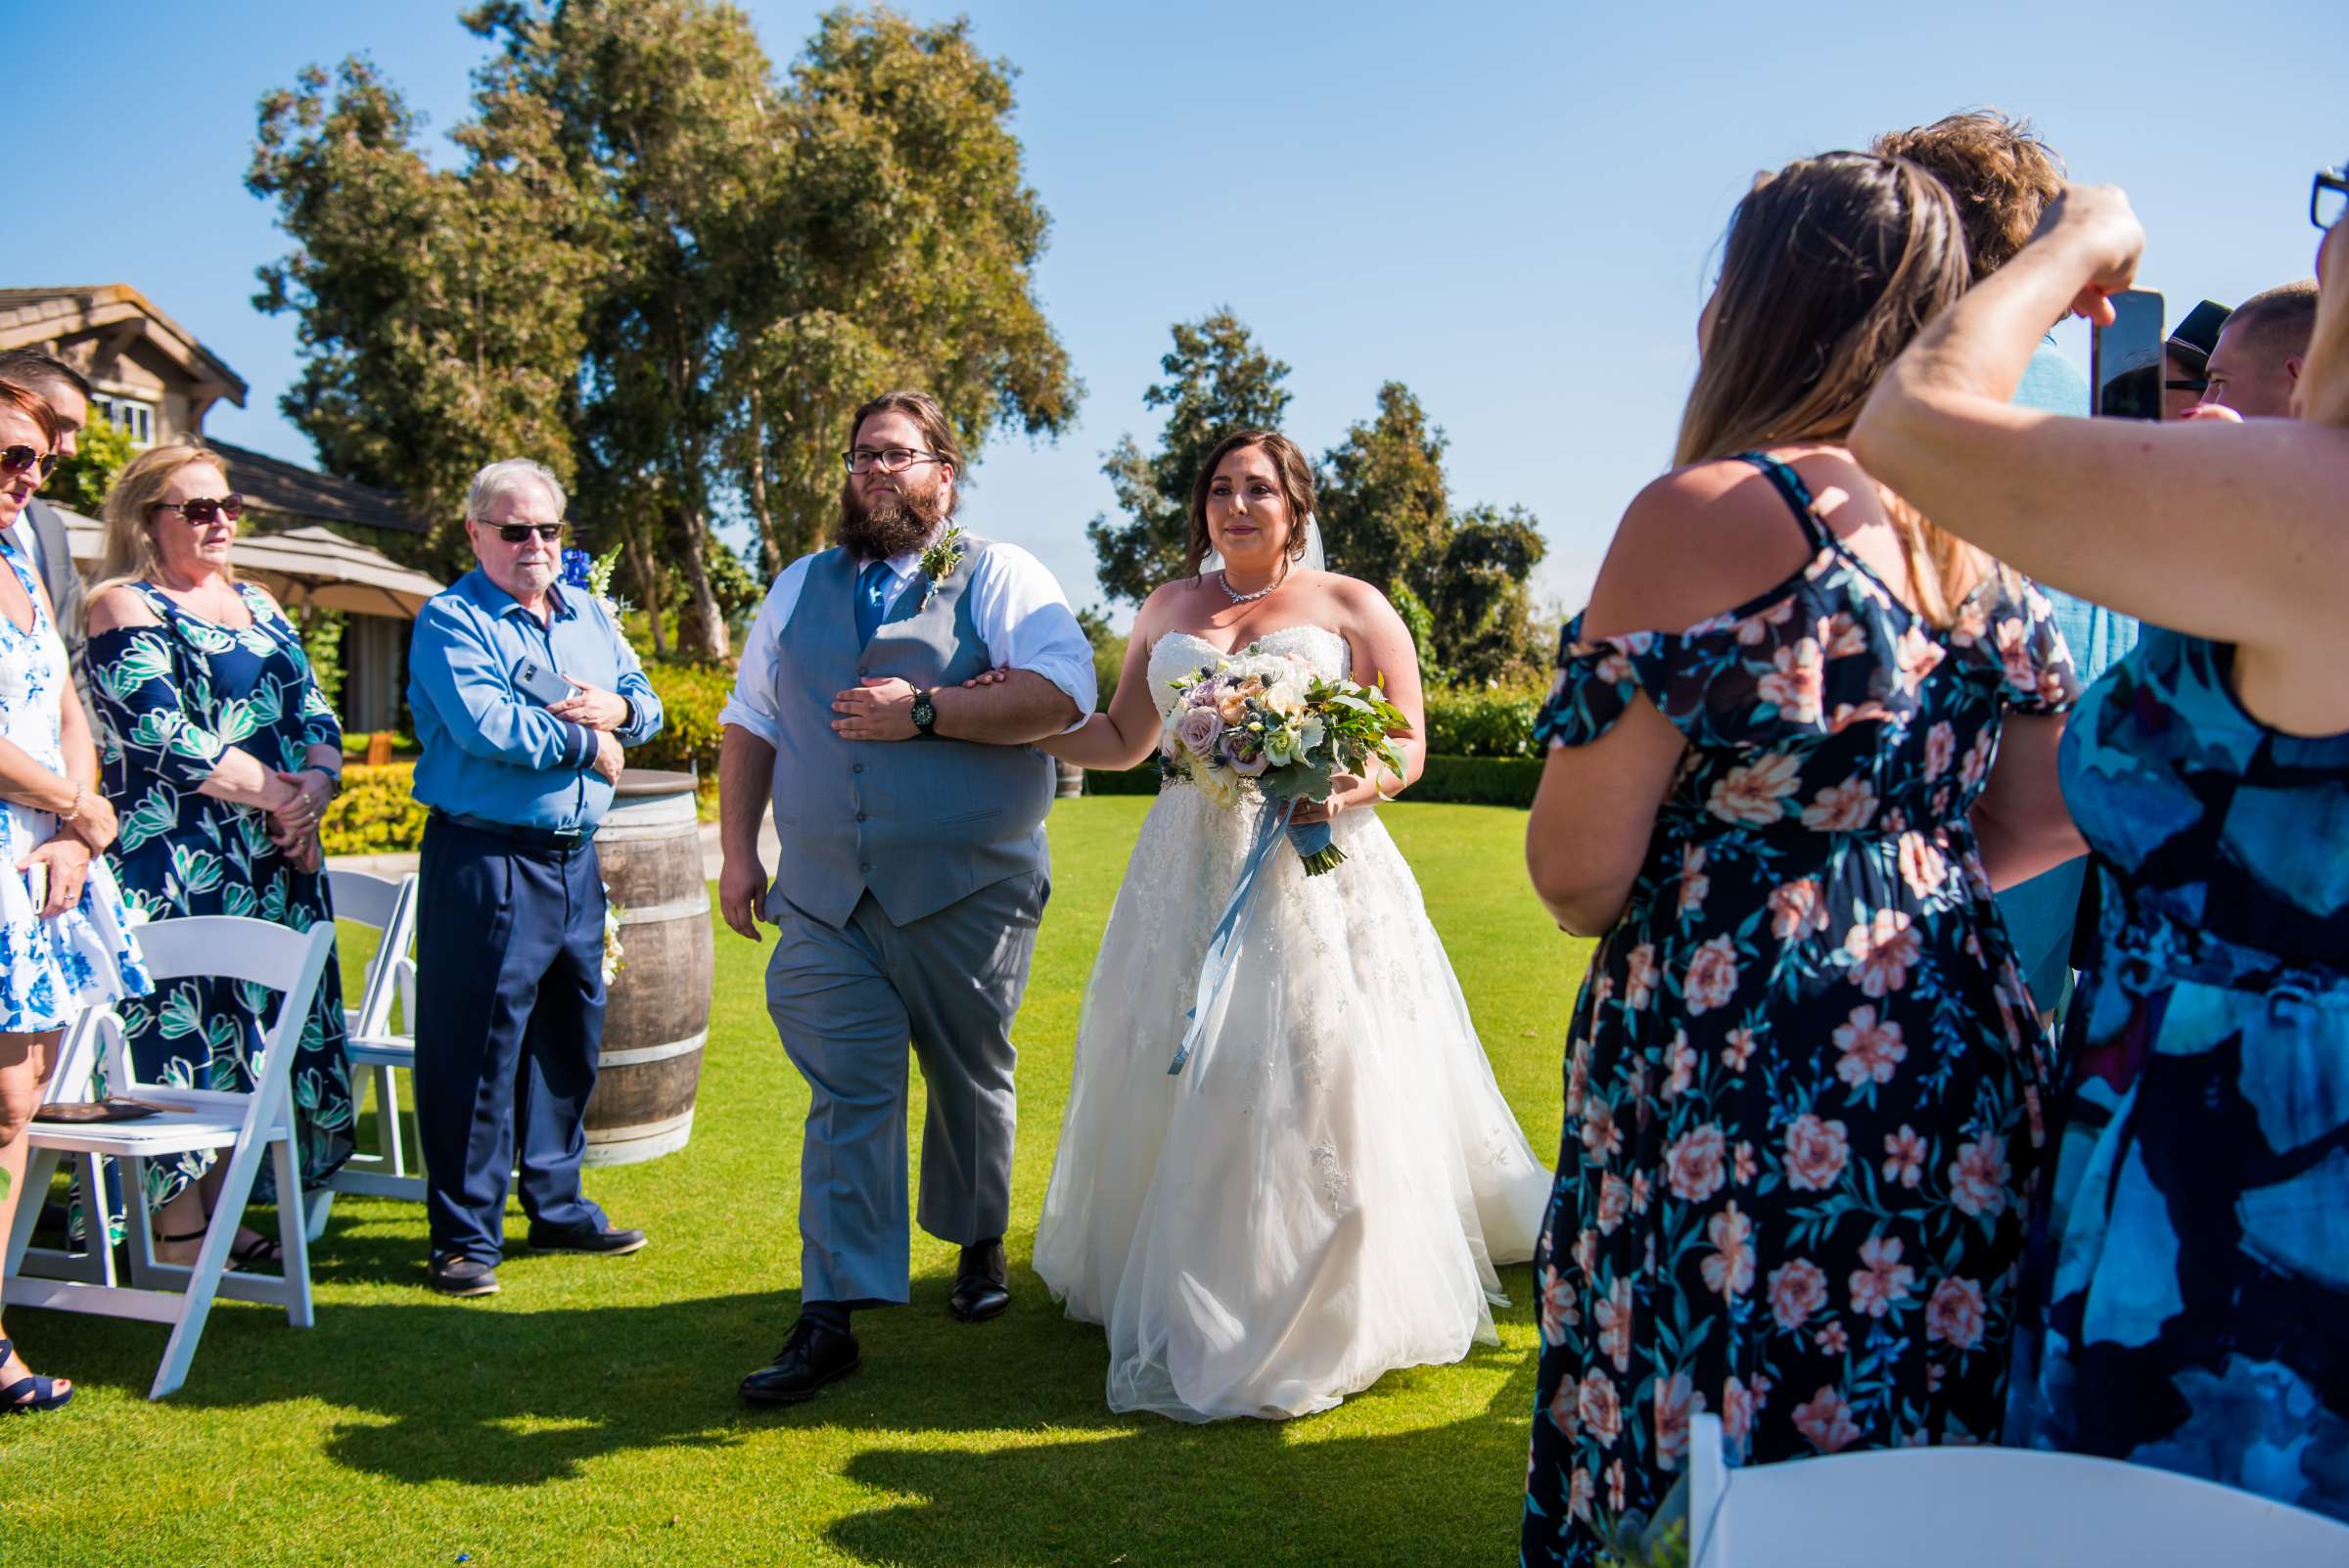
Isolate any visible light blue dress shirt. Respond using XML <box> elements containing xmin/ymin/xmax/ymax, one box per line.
<box><xmin>406</xmin><ymin>571</ymin><xmax>663</xmax><ymax>832</ymax></box>
<box><xmin>1997</xmin><ymin>341</ymin><xmax>2140</xmax><ymax>1012</ymax></box>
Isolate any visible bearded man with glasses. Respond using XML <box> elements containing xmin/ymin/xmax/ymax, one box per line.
<box><xmin>719</xmin><ymin>389</ymin><xmax>1094</xmax><ymax>1405</ymax></box>
<box><xmin>404</xmin><ymin>457</ymin><xmax>665</xmax><ymax>1298</ymax></box>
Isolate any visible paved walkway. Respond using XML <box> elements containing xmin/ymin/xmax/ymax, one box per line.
<box><xmin>327</xmin><ymin>816</ymin><xmax>771</xmax><ymax>883</ymax></box>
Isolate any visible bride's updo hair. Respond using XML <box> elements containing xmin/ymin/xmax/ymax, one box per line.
<box><xmin>1184</xmin><ymin>430</ymin><xmax>1317</xmax><ymax>578</ymax></box>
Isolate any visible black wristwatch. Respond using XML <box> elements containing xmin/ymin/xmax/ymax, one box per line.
<box><xmin>910</xmin><ymin>688</ymin><xmax>939</xmax><ymax>737</ymax></box>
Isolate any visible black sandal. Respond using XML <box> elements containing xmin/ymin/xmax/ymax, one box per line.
<box><xmin>156</xmin><ymin>1227</ymin><xmax>282</xmax><ymax>1271</ymax></box>
<box><xmin>0</xmin><ymin>1338</ymin><xmax>72</xmax><ymax>1413</ymax></box>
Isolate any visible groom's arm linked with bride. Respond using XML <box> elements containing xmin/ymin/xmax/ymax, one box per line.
<box><xmin>712</xmin><ymin>386</ymin><xmax>1096</xmax><ymax>1408</ymax></box>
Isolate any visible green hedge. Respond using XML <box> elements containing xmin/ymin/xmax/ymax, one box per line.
<box><xmin>1082</xmin><ymin>754</ymin><xmax>1543</xmax><ymax>807</ymax></box>
<box><xmin>1420</xmin><ymin>684</ymin><xmax>1547</xmax><ymax>759</ymax></box>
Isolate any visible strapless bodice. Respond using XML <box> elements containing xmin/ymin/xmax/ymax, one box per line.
<box><xmin>1144</xmin><ymin>625</ymin><xmax>1353</xmax><ymax>718</ymax></box>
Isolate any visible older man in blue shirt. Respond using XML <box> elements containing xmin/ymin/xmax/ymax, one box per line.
<box><xmin>406</xmin><ymin>458</ymin><xmax>664</xmax><ymax>1297</ymax></box>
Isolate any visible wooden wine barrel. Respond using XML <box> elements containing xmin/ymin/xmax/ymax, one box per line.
<box><xmin>583</xmin><ymin>769</ymin><xmax>713</xmax><ymax>1165</ymax></box>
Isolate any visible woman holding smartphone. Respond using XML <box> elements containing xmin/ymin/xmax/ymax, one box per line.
<box><xmin>0</xmin><ymin>379</ymin><xmax>150</xmax><ymax>1412</ymax></box>
<box><xmin>1850</xmin><ymin>164</ymin><xmax>2349</xmax><ymax>1520</ymax></box>
<box><xmin>84</xmin><ymin>442</ymin><xmax>350</xmax><ymax>1271</ymax></box>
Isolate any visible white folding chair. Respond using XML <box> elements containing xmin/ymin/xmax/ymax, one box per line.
<box><xmin>2</xmin><ymin>916</ymin><xmax>338</xmax><ymax>1401</ymax></box>
<box><xmin>1686</xmin><ymin>1411</ymin><xmax>2349</xmax><ymax>1567</ymax></box>
<box><xmin>314</xmin><ymin>869</ymin><xmax>422</xmax><ymax>1236</ymax></box>
<box><xmin>8</xmin><ymin>1003</ymin><xmax>121</xmax><ymax>1286</ymax></box>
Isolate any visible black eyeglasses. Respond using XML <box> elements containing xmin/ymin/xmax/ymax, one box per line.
<box><xmin>152</xmin><ymin>494</ymin><xmax>245</xmax><ymax>525</ymax></box>
<box><xmin>2316</xmin><ymin>165</ymin><xmax>2347</xmax><ymax>231</ymax></box>
<box><xmin>490</xmin><ymin>523</ymin><xmax>564</xmax><ymax>543</ymax></box>
<box><xmin>842</xmin><ymin>447</ymin><xmax>943</xmax><ymax>475</ymax></box>
<box><xmin>2165</xmin><ymin>378</ymin><xmax>2209</xmax><ymax>394</ymax></box>
<box><xmin>1</xmin><ymin>444</ymin><xmax>56</xmax><ymax>481</ymax></box>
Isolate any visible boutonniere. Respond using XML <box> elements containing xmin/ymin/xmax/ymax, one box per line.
<box><xmin>564</xmin><ymin>543</ymin><xmax>631</xmax><ymax>618</ymax></box>
<box><xmin>916</xmin><ymin>527</ymin><xmax>966</xmax><ymax>608</ymax></box>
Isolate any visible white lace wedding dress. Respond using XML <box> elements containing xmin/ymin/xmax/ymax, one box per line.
<box><xmin>1033</xmin><ymin>623</ymin><xmax>1551</xmax><ymax>1423</ymax></box>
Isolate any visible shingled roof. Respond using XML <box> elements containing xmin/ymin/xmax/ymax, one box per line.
<box><xmin>210</xmin><ymin>439</ymin><xmax>429</xmax><ymax>534</ymax></box>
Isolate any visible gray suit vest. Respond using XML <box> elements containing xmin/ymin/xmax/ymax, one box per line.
<box><xmin>765</xmin><ymin>539</ymin><xmax>1054</xmax><ymax>929</ymax></box>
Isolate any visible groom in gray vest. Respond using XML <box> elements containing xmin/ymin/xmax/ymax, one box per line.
<box><xmin>717</xmin><ymin>390</ymin><xmax>1095</xmax><ymax>1405</ymax></box>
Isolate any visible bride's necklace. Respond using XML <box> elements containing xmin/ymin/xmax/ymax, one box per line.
<box><xmin>1218</xmin><ymin>568</ymin><xmax>1284</xmax><ymax>606</ymax></box>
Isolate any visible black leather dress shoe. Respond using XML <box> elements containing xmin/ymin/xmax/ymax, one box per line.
<box><xmin>947</xmin><ymin>1238</ymin><xmax>1010</xmax><ymax>1323</ymax></box>
<box><xmin>429</xmin><ymin>1254</ymin><xmax>499</xmax><ymax>1297</ymax></box>
<box><xmin>739</xmin><ymin>1318</ymin><xmax>861</xmax><ymax>1406</ymax></box>
<box><xmin>527</xmin><ymin>1221</ymin><xmax>648</xmax><ymax>1256</ymax></box>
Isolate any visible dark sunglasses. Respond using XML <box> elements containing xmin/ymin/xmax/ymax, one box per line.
<box><xmin>2165</xmin><ymin>378</ymin><xmax>2209</xmax><ymax>394</ymax></box>
<box><xmin>2315</xmin><ymin>165</ymin><xmax>2347</xmax><ymax>232</ymax></box>
<box><xmin>152</xmin><ymin>494</ymin><xmax>245</xmax><ymax>525</ymax></box>
<box><xmin>491</xmin><ymin>523</ymin><xmax>564</xmax><ymax>543</ymax></box>
<box><xmin>1</xmin><ymin>444</ymin><xmax>57</xmax><ymax>481</ymax></box>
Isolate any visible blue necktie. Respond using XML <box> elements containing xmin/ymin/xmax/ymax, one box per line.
<box><xmin>853</xmin><ymin>559</ymin><xmax>892</xmax><ymax>646</ymax></box>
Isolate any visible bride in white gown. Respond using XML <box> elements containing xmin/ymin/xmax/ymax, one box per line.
<box><xmin>1024</xmin><ymin>429</ymin><xmax>1550</xmax><ymax>1423</ymax></box>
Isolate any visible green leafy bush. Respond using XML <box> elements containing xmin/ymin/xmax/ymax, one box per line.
<box><xmin>1082</xmin><ymin>753</ymin><xmax>1543</xmax><ymax>807</ymax></box>
<box><xmin>628</xmin><ymin>660</ymin><xmax>735</xmax><ymax>779</ymax></box>
<box><xmin>1421</xmin><ymin>683</ymin><xmax>1547</xmax><ymax>759</ymax></box>
<box><xmin>321</xmin><ymin>762</ymin><xmax>427</xmax><ymax>854</ymax></box>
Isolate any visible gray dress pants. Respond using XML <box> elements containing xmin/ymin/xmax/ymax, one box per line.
<box><xmin>764</xmin><ymin>870</ymin><xmax>1046</xmax><ymax>1305</ymax></box>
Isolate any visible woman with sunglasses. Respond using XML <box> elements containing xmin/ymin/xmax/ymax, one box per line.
<box><xmin>83</xmin><ymin>442</ymin><xmax>352</xmax><ymax>1271</ymax></box>
<box><xmin>0</xmin><ymin>380</ymin><xmax>151</xmax><ymax>1412</ymax></box>
<box><xmin>1850</xmin><ymin>163</ymin><xmax>2349</xmax><ymax>1521</ymax></box>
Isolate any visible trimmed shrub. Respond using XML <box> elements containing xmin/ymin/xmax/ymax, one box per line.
<box><xmin>322</xmin><ymin>762</ymin><xmax>427</xmax><ymax>855</ymax></box>
<box><xmin>1406</xmin><ymin>756</ymin><xmax>1543</xmax><ymax>807</ymax></box>
<box><xmin>1080</xmin><ymin>754</ymin><xmax>1542</xmax><ymax>807</ymax></box>
<box><xmin>1420</xmin><ymin>683</ymin><xmax>1546</xmax><ymax>759</ymax></box>
<box><xmin>629</xmin><ymin>661</ymin><xmax>735</xmax><ymax>779</ymax></box>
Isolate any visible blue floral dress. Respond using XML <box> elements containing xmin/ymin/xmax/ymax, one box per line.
<box><xmin>88</xmin><ymin>580</ymin><xmax>351</xmax><ymax>1207</ymax></box>
<box><xmin>2005</xmin><ymin>630</ymin><xmax>2349</xmax><ymax>1522</ymax></box>
<box><xmin>0</xmin><ymin>539</ymin><xmax>148</xmax><ymax>1031</ymax></box>
<box><xmin>1520</xmin><ymin>455</ymin><xmax>2077</xmax><ymax>1566</ymax></box>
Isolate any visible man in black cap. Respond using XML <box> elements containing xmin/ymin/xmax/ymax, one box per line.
<box><xmin>2164</xmin><ymin>300</ymin><xmax>2232</xmax><ymax>420</ymax></box>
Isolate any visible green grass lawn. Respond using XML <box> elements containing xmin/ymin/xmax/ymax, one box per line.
<box><xmin>0</xmin><ymin>799</ymin><xmax>1591</xmax><ymax>1568</ymax></box>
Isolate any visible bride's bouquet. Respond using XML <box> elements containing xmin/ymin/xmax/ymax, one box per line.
<box><xmin>1157</xmin><ymin>644</ymin><xmax>1408</xmax><ymax>875</ymax></box>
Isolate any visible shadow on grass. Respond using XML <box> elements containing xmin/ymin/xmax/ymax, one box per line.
<box><xmin>33</xmin><ymin>1227</ymin><xmax>1542</xmax><ymax>1563</ymax></box>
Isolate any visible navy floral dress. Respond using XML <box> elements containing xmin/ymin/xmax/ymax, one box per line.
<box><xmin>2005</xmin><ymin>630</ymin><xmax>2349</xmax><ymax>1522</ymax></box>
<box><xmin>1521</xmin><ymin>455</ymin><xmax>2077</xmax><ymax>1566</ymax></box>
<box><xmin>89</xmin><ymin>580</ymin><xmax>352</xmax><ymax>1209</ymax></box>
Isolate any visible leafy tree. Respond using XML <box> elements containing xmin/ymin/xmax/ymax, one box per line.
<box><xmin>726</xmin><ymin>8</ymin><xmax>1080</xmax><ymax>579</ymax></box>
<box><xmin>48</xmin><ymin>411</ymin><xmax>138</xmax><ymax>516</ymax></box>
<box><xmin>1429</xmin><ymin>503</ymin><xmax>1546</xmax><ymax>684</ymax></box>
<box><xmin>1087</xmin><ymin>311</ymin><xmax>1290</xmax><ymax>606</ymax></box>
<box><xmin>1318</xmin><ymin>381</ymin><xmax>1546</xmax><ymax>684</ymax></box>
<box><xmin>1074</xmin><ymin>603</ymin><xmax>1124</xmax><ymax>710</ymax></box>
<box><xmin>1316</xmin><ymin>382</ymin><xmax>1450</xmax><ymax>602</ymax></box>
<box><xmin>253</xmin><ymin>4</ymin><xmax>1079</xmax><ymax>660</ymax></box>
<box><xmin>249</xmin><ymin>54</ymin><xmax>594</xmax><ymax>576</ymax></box>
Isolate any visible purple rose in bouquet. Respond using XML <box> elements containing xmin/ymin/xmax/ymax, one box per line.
<box><xmin>1174</xmin><ymin>705</ymin><xmax>1224</xmax><ymax>759</ymax></box>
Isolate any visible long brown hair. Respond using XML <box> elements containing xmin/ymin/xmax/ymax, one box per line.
<box><xmin>1184</xmin><ymin>430</ymin><xmax>1317</xmax><ymax>577</ymax></box>
<box><xmin>1679</xmin><ymin>152</ymin><xmax>1992</xmax><ymax>626</ymax></box>
<box><xmin>92</xmin><ymin>442</ymin><xmax>236</xmax><ymax>605</ymax></box>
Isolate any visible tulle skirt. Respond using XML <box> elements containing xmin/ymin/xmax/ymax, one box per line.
<box><xmin>1034</xmin><ymin>783</ymin><xmax>1549</xmax><ymax>1422</ymax></box>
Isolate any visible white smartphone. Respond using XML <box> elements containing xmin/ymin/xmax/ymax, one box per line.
<box><xmin>24</xmin><ymin>860</ymin><xmax>47</xmax><ymax>912</ymax></box>
<box><xmin>513</xmin><ymin>658</ymin><xmax>573</xmax><ymax>707</ymax></box>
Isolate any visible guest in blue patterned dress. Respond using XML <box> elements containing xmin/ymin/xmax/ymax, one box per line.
<box><xmin>1518</xmin><ymin>154</ymin><xmax>2083</xmax><ymax>1566</ymax></box>
<box><xmin>1852</xmin><ymin>166</ymin><xmax>2349</xmax><ymax>1521</ymax></box>
<box><xmin>84</xmin><ymin>442</ymin><xmax>350</xmax><ymax>1271</ymax></box>
<box><xmin>0</xmin><ymin>380</ymin><xmax>151</xmax><ymax>1413</ymax></box>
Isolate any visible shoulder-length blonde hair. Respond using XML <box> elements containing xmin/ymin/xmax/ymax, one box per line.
<box><xmin>1679</xmin><ymin>152</ymin><xmax>1998</xmax><ymax>626</ymax></box>
<box><xmin>90</xmin><ymin>443</ymin><xmax>236</xmax><ymax>609</ymax></box>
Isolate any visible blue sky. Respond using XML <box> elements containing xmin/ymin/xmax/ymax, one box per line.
<box><xmin>7</xmin><ymin>1</ymin><xmax>2341</xmax><ymax>625</ymax></box>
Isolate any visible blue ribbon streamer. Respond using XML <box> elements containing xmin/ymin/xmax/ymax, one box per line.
<box><xmin>1168</xmin><ymin>796</ymin><xmax>1299</xmax><ymax>1079</ymax></box>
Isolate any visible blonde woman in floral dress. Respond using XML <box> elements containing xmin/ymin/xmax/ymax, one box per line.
<box><xmin>1519</xmin><ymin>154</ymin><xmax>2083</xmax><ymax>1565</ymax></box>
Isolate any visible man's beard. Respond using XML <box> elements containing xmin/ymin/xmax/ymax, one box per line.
<box><xmin>835</xmin><ymin>477</ymin><xmax>949</xmax><ymax>561</ymax></box>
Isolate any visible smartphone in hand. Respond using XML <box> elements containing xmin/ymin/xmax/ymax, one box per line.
<box><xmin>513</xmin><ymin>658</ymin><xmax>574</xmax><ymax>707</ymax></box>
<box><xmin>2092</xmin><ymin>289</ymin><xmax>2166</xmax><ymax>420</ymax></box>
<box><xmin>24</xmin><ymin>859</ymin><xmax>47</xmax><ymax>914</ymax></box>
